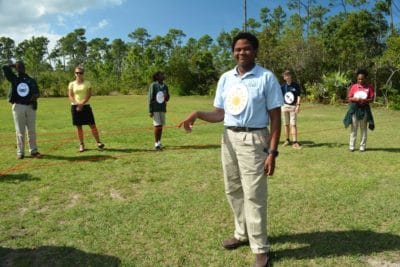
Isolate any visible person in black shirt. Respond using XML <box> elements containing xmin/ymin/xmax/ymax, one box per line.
<box><xmin>281</xmin><ymin>70</ymin><xmax>302</xmax><ymax>149</ymax></box>
<box><xmin>2</xmin><ymin>61</ymin><xmax>42</xmax><ymax>159</ymax></box>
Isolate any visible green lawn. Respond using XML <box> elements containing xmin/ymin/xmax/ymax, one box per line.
<box><xmin>0</xmin><ymin>96</ymin><xmax>399</xmax><ymax>267</ymax></box>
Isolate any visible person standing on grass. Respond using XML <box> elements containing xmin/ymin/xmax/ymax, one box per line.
<box><xmin>68</xmin><ymin>65</ymin><xmax>105</xmax><ymax>152</ymax></box>
<box><xmin>281</xmin><ymin>70</ymin><xmax>302</xmax><ymax>149</ymax></box>
<box><xmin>179</xmin><ymin>32</ymin><xmax>282</xmax><ymax>267</ymax></box>
<box><xmin>2</xmin><ymin>61</ymin><xmax>42</xmax><ymax>160</ymax></box>
<box><xmin>343</xmin><ymin>69</ymin><xmax>375</xmax><ymax>152</ymax></box>
<box><xmin>148</xmin><ymin>71</ymin><xmax>170</xmax><ymax>150</ymax></box>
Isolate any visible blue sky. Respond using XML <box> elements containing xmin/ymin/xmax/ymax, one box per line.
<box><xmin>0</xmin><ymin>0</ymin><xmax>398</xmax><ymax>50</ymax></box>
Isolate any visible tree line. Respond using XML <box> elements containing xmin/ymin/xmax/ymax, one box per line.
<box><xmin>1</xmin><ymin>0</ymin><xmax>399</xmax><ymax>109</ymax></box>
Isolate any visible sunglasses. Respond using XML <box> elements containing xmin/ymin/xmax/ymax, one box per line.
<box><xmin>75</xmin><ymin>72</ymin><xmax>84</xmax><ymax>75</ymax></box>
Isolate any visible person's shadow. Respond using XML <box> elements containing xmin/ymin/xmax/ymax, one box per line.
<box><xmin>0</xmin><ymin>173</ymin><xmax>40</xmax><ymax>183</ymax></box>
<box><xmin>270</xmin><ymin>230</ymin><xmax>400</xmax><ymax>262</ymax></box>
<box><xmin>0</xmin><ymin>245</ymin><xmax>121</xmax><ymax>266</ymax></box>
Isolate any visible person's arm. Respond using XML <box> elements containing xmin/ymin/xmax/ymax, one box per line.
<box><xmin>178</xmin><ymin>108</ymin><xmax>224</xmax><ymax>133</ymax></box>
<box><xmin>31</xmin><ymin>79</ymin><xmax>40</xmax><ymax>100</ymax></box>
<box><xmin>264</xmin><ymin>107</ymin><xmax>281</xmax><ymax>176</ymax></box>
<box><xmin>295</xmin><ymin>96</ymin><xmax>301</xmax><ymax>113</ymax></box>
<box><xmin>68</xmin><ymin>85</ymin><xmax>77</xmax><ymax>104</ymax></box>
<box><xmin>80</xmin><ymin>87</ymin><xmax>92</xmax><ymax>105</ymax></box>
<box><xmin>365</xmin><ymin>85</ymin><xmax>375</xmax><ymax>104</ymax></box>
<box><xmin>165</xmin><ymin>85</ymin><xmax>170</xmax><ymax>102</ymax></box>
<box><xmin>2</xmin><ymin>64</ymin><xmax>16</xmax><ymax>82</ymax></box>
<box><xmin>348</xmin><ymin>84</ymin><xmax>362</xmax><ymax>103</ymax></box>
<box><xmin>148</xmin><ymin>83</ymin><xmax>154</xmax><ymax>116</ymax></box>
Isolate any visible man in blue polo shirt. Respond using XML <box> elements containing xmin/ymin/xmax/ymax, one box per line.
<box><xmin>179</xmin><ymin>32</ymin><xmax>282</xmax><ymax>267</ymax></box>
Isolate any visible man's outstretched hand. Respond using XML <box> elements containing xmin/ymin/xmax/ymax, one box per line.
<box><xmin>178</xmin><ymin>111</ymin><xmax>197</xmax><ymax>133</ymax></box>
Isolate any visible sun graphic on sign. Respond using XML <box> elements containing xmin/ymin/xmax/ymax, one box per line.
<box><xmin>226</xmin><ymin>84</ymin><xmax>248</xmax><ymax>115</ymax></box>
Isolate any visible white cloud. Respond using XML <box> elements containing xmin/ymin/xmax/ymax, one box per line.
<box><xmin>95</xmin><ymin>19</ymin><xmax>109</xmax><ymax>30</ymax></box>
<box><xmin>0</xmin><ymin>0</ymin><xmax>124</xmax><ymax>50</ymax></box>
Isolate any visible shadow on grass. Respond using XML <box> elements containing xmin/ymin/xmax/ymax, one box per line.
<box><xmin>0</xmin><ymin>245</ymin><xmax>121</xmax><ymax>266</ymax></box>
<box><xmin>42</xmin><ymin>154</ymin><xmax>116</xmax><ymax>162</ymax></box>
<box><xmin>270</xmin><ymin>230</ymin><xmax>400</xmax><ymax>261</ymax></box>
<box><xmin>166</xmin><ymin>144</ymin><xmax>220</xmax><ymax>150</ymax></box>
<box><xmin>363</xmin><ymin>147</ymin><xmax>400</xmax><ymax>153</ymax></box>
<box><xmin>0</xmin><ymin>173</ymin><xmax>40</xmax><ymax>183</ymax></box>
<box><xmin>296</xmin><ymin>140</ymin><xmax>347</xmax><ymax>148</ymax></box>
<box><xmin>104</xmin><ymin>148</ymin><xmax>154</xmax><ymax>153</ymax></box>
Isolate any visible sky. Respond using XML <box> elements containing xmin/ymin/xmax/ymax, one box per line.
<box><xmin>0</xmin><ymin>0</ymin><xmax>398</xmax><ymax>51</ymax></box>
<box><xmin>0</xmin><ymin>0</ymin><xmax>273</xmax><ymax>49</ymax></box>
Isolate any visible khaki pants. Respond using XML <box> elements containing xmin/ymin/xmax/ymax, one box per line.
<box><xmin>221</xmin><ymin>128</ymin><xmax>270</xmax><ymax>254</ymax></box>
<box><xmin>12</xmin><ymin>103</ymin><xmax>38</xmax><ymax>156</ymax></box>
<box><xmin>350</xmin><ymin>114</ymin><xmax>367</xmax><ymax>150</ymax></box>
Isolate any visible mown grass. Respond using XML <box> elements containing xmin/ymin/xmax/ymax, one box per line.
<box><xmin>0</xmin><ymin>96</ymin><xmax>399</xmax><ymax>267</ymax></box>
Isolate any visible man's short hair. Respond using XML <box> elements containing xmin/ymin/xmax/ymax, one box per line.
<box><xmin>231</xmin><ymin>32</ymin><xmax>259</xmax><ymax>52</ymax></box>
<box><xmin>282</xmin><ymin>70</ymin><xmax>292</xmax><ymax>76</ymax></box>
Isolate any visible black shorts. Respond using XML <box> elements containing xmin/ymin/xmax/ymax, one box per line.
<box><xmin>71</xmin><ymin>105</ymin><xmax>96</xmax><ymax>126</ymax></box>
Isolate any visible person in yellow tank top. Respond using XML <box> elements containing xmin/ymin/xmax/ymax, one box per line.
<box><xmin>68</xmin><ymin>65</ymin><xmax>104</xmax><ymax>152</ymax></box>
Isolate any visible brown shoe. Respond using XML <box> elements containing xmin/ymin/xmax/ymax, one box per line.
<box><xmin>31</xmin><ymin>152</ymin><xmax>43</xmax><ymax>158</ymax></box>
<box><xmin>254</xmin><ymin>253</ymin><xmax>269</xmax><ymax>267</ymax></box>
<box><xmin>222</xmin><ymin>237</ymin><xmax>249</xmax><ymax>250</ymax></box>
<box><xmin>292</xmin><ymin>142</ymin><xmax>302</xmax><ymax>149</ymax></box>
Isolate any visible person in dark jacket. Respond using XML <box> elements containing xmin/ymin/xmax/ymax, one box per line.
<box><xmin>2</xmin><ymin>61</ymin><xmax>42</xmax><ymax>159</ymax></box>
<box><xmin>148</xmin><ymin>71</ymin><xmax>170</xmax><ymax>150</ymax></box>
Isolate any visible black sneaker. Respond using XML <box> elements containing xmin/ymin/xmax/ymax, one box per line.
<box><xmin>17</xmin><ymin>154</ymin><xmax>24</xmax><ymax>160</ymax></box>
<box><xmin>97</xmin><ymin>143</ymin><xmax>105</xmax><ymax>150</ymax></box>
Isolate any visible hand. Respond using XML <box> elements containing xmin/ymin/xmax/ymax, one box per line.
<box><xmin>264</xmin><ymin>155</ymin><xmax>276</xmax><ymax>176</ymax></box>
<box><xmin>295</xmin><ymin>105</ymin><xmax>300</xmax><ymax>113</ymax></box>
<box><xmin>178</xmin><ymin>111</ymin><xmax>197</xmax><ymax>133</ymax></box>
<box><xmin>76</xmin><ymin>104</ymin><xmax>83</xmax><ymax>112</ymax></box>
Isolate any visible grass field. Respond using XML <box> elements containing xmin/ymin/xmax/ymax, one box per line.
<box><xmin>0</xmin><ymin>95</ymin><xmax>399</xmax><ymax>267</ymax></box>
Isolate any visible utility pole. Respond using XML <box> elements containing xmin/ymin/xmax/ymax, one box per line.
<box><xmin>243</xmin><ymin>0</ymin><xmax>248</xmax><ymax>32</ymax></box>
<box><xmin>389</xmin><ymin>0</ymin><xmax>395</xmax><ymax>35</ymax></box>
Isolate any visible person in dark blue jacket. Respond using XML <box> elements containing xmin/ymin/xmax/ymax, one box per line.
<box><xmin>2</xmin><ymin>61</ymin><xmax>42</xmax><ymax>159</ymax></box>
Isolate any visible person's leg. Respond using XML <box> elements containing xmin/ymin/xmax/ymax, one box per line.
<box><xmin>221</xmin><ymin>129</ymin><xmax>248</xmax><ymax>243</ymax></box>
<box><xmin>290</xmin><ymin>111</ymin><xmax>301</xmax><ymax>149</ymax></box>
<box><xmin>89</xmin><ymin>124</ymin><xmax>101</xmax><ymax>143</ymax></box>
<box><xmin>237</xmin><ymin>129</ymin><xmax>270</xmax><ymax>254</ymax></box>
<box><xmin>154</xmin><ymin>126</ymin><xmax>162</xmax><ymax>143</ymax></box>
<box><xmin>89</xmin><ymin>124</ymin><xmax>104</xmax><ymax>149</ymax></box>
<box><xmin>77</xmin><ymin>125</ymin><xmax>84</xmax><ymax>151</ymax></box>
<box><xmin>359</xmin><ymin>115</ymin><xmax>368</xmax><ymax>151</ymax></box>
<box><xmin>282</xmin><ymin>110</ymin><xmax>290</xmax><ymax>146</ymax></box>
<box><xmin>349</xmin><ymin>114</ymin><xmax>358</xmax><ymax>151</ymax></box>
<box><xmin>26</xmin><ymin>104</ymin><xmax>38</xmax><ymax>155</ymax></box>
<box><xmin>12</xmin><ymin>104</ymin><xmax>26</xmax><ymax>158</ymax></box>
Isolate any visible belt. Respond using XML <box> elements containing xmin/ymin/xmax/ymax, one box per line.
<box><xmin>226</xmin><ymin>126</ymin><xmax>266</xmax><ymax>132</ymax></box>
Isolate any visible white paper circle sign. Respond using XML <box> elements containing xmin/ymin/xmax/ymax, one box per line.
<box><xmin>284</xmin><ymin>91</ymin><xmax>295</xmax><ymax>104</ymax></box>
<box><xmin>17</xmin><ymin>83</ymin><xmax>30</xmax><ymax>97</ymax></box>
<box><xmin>354</xmin><ymin>91</ymin><xmax>367</xmax><ymax>100</ymax></box>
<box><xmin>226</xmin><ymin>84</ymin><xmax>248</xmax><ymax>115</ymax></box>
<box><xmin>156</xmin><ymin>91</ymin><xmax>165</xmax><ymax>104</ymax></box>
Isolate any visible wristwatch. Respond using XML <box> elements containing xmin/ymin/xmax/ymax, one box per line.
<box><xmin>264</xmin><ymin>148</ymin><xmax>279</xmax><ymax>158</ymax></box>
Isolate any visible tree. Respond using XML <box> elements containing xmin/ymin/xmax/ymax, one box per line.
<box><xmin>53</xmin><ymin>28</ymin><xmax>87</xmax><ymax>70</ymax></box>
<box><xmin>0</xmin><ymin>37</ymin><xmax>15</xmax><ymax>65</ymax></box>
<box><xmin>15</xmin><ymin>36</ymin><xmax>50</xmax><ymax>77</ymax></box>
<box><xmin>322</xmin><ymin>10</ymin><xmax>388</xmax><ymax>73</ymax></box>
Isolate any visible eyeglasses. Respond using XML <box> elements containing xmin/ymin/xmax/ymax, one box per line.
<box><xmin>75</xmin><ymin>72</ymin><xmax>83</xmax><ymax>75</ymax></box>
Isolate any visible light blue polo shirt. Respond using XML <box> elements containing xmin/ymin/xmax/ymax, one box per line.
<box><xmin>214</xmin><ymin>64</ymin><xmax>283</xmax><ymax>128</ymax></box>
